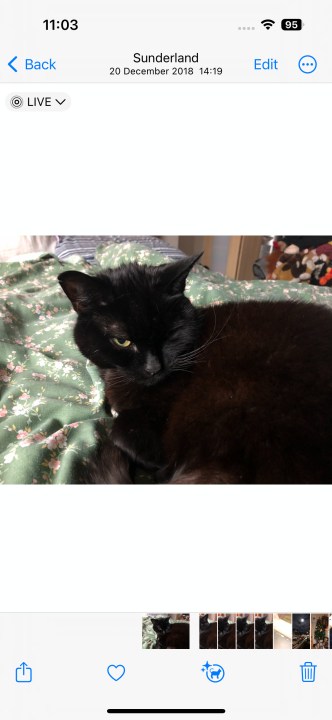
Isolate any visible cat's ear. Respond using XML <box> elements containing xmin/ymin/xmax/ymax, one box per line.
<box><xmin>158</xmin><ymin>253</ymin><xmax>203</xmax><ymax>294</ymax></box>
<box><xmin>58</xmin><ymin>271</ymin><xmax>100</xmax><ymax>313</ymax></box>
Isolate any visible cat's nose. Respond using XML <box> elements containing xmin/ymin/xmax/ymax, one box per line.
<box><xmin>145</xmin><ymin>353</ymin><xmax>161</xmax><ymax>376</ymax></box>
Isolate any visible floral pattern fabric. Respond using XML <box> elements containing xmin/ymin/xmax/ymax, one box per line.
<box><xmin>1</xmin><ymin>243</ymin><xmax>332</xmax><ymax>484</ymax></box>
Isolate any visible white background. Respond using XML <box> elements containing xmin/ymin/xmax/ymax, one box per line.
<box><xmin>1</xmin><ymin>83</ymin><xmax>331</xmax><ymax>235</ymax></box>
<box><xmin>0</xmin><ymin>82</ymin><xmax>331</xmax><ymax>612</ymax></box>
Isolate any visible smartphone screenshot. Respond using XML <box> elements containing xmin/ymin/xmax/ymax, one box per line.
<box><xmin>0</xmin><ymin>1</ymin><xmax>331</xmax><ymax>718</ymax></box>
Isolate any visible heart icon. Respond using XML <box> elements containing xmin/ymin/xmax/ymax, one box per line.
<box><xmin>107</xmin><ymin>664</ymin><xmax>126</xmax><ymax>681</ymax></box>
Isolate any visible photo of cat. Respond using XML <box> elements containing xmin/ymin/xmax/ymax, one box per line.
<box><xmin>1</xmin><ymin>235</ymin><xmax>332</xmax><ymax>485</ymax></box>
<box><xmin>59</xmin><ymin>253</ymin><xmax>332</xmax><ymax>484</ymax></box>
<box><xmin>236</xmin><ymin>615</ymin><xmax>255</xmax><ymax>649</ymax></box>
<box><xmin>199</xmin><ymin>613</ymin><xmax>217</xmax><ymax>649</ymax></box>
<box><xmin>254</xmin><ymin>614</ymin><xmax>273</xmax><ymax>649</ymax></box>
<box><xmin>218</xmin><ymin>614</ymin><xmax>236</xmax><ymax>649</ymax></box>
<box><xmin>142</xmin><ymin>614</ymin><xmax>190</xmax><ymax>649</ymax></box>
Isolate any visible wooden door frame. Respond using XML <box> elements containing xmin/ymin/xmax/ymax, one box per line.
<box><xmin>226</xmin><ymin>236</ymin><xmax>263</xmax><ymax>280</ymax></box>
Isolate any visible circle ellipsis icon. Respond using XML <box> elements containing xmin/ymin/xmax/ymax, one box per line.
<box><xmin>298</xmin><ymin>55</ymin><xmax>317</xmax><ymax>74</ymax></box>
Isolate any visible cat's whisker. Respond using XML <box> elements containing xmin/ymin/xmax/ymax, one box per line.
<box><xmin>177</xmin><ymin>307</ymin><xmax>235</xmax><ymax>363</ymax></box>
<box><xmin>178</xmin><ymin>334</ymin><xmax>220</xmax><ymax>362</ymax></box>
<box><xmin>170</xmin><ymin>359</ymin><xmax>195</xmax><ymax>368</ymax></box>
<box><xmin>108</xmin><ymin>377</ymin><xmax>131</xmax><ymax>387</ymax></box>
<box><xmin>170</xmin><ymin>368</ymin><xmax>194</xmax><ymax>375</ymax></box>
<box><xmin>177</xmin><ymin>308</ymin><xmax>219</xmax><ymax>361</ymax></box>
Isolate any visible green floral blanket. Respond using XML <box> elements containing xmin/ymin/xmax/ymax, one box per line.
<box><xmin>1</xmin><ymin>241</ymin><xmax>332</xmax><ymax>484</ymax></box>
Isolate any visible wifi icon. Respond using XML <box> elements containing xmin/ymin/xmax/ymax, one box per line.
<box><xmin>261</xmin><ymin>19</ymin><xmax>275</xmax><ymax>29</ymax></box>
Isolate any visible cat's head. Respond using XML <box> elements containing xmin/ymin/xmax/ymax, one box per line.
<box><xmin>58</xmin><ymin>255</ymin><xmax>202</xmax><ymax>386</ymax></box>
<box><xmin>237</xmin><ymin>616</ymin><xmax>249</xmax><ymax>633</ymax></box>
<box><xmin>150</xmin><ymin>616</ymin><xmax>170</xmax><ymax>636</ymax></box>
<box><xmin>218</xmin><ymin>616</ymin><xmax>230</xmax><ymax>631</ymax></box>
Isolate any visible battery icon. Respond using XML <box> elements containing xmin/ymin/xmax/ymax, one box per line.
<box><xmin>281</xmin><ymin>19</ymin><xmax>303</xmax><ymax>30</ymax></box>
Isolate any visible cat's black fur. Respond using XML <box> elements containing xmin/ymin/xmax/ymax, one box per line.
<box><xmin>58</xmin><ymin>255</ymin><xmax>332</xmax><ymax>484</ymax></box>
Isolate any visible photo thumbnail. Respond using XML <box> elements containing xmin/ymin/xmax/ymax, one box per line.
<box><xmin>142</xmin><ymin>614</ymin><xmax>190</xmax><ymax>649</ymax></box>
<box><xmin>292</xmin><ymin>614</ymin><xmax>310</xmax><ymax>650</ymax></box>
<box><xmin>236</xmin><ymin>614</ymin><xmax>255</xmax><ymax>649</ymax></box>
<box><xmin>199</xmin><ymin>613</ymin><xmax>217</xmax><ymax>649</ymax></box>
<box><xmin>218</xmin><ymin>614</ymin><xmax>236</xmax><ymax>649</ymax></box>
<box><xmin>254</xmin><ymin>614</ymin><xmax>273</xmax><ymax>649</ymax></box>
<box><xmin>273</xmin><ymin>614</ymin><xmax>292</xmax><ymax>650</ymax></box>
<box><xmin>311</xmin><ymin>614</ymin><xmax>329</xmax><ymax>649</ymax></box>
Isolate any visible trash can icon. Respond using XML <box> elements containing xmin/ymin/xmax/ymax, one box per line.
<box><xmin>300</xmin><ymin>661</ymin><xmax>317</xmax><ymax>683</ymax></box>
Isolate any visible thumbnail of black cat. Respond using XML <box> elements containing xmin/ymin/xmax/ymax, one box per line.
<box><xmin>254</xmin><ymin>616</ymin><xmax>273</xmax><ymax>650</ymax></box>
<box><xmin>218</xmin><ymin>615</ymin><xmax>236</xmax><ymax>649</ymax></box>
<box><xmin>236</xmin><ymin>616</ymin><xmax>255</xmax><ymax>649</ymax></box>
<box><xmin>150</xmin><ymin>617</ymin><xmax>190</xmax><ymax>649</ymax></box>
<box><xmin>58</xmin><ymin>254</ymin><xmax>332</xmax><ymax>484</ymax></box>
<box><xmin>199</xmin><ymin>614</ymin><xmax>217</xmax><ymax>649</ymax></box>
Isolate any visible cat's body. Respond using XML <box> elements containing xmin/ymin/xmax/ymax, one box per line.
<box><xmin>58</xmin><ymin>256</ymin><xmax>332</xmax><ymax>484</ymax></box>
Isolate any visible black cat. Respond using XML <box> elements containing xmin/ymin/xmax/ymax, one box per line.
<box><xmin>150</xmin><ymin>617</ymin><xmax>190</xmax><ymax>649</ymax></box>
<box><xmin>59</xmin><ymin>254</ymin><xmax>332</xmax><ymax>484</ymax></box>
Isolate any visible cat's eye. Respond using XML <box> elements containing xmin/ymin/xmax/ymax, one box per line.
<box><xmin>112</xmin><ymin>337</ymin><xmax>132</xmax><ymax>348</ymax></box>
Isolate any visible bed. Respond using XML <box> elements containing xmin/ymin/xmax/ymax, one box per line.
<box><xmin>1</xmin><ymin>240</ymin><xmax>332</xmax><ymax>483</ymax></box>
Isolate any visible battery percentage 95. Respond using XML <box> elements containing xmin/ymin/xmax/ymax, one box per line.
<box><xmin>281</xmin><ymin>19</ymin><xmax>303</xmax><ymax>30</ymax></box>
